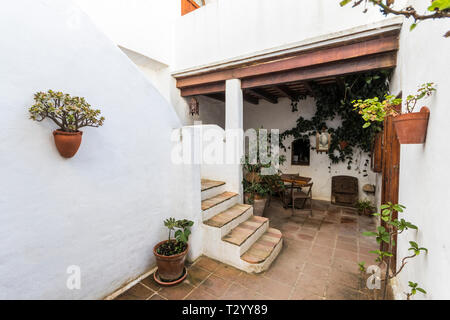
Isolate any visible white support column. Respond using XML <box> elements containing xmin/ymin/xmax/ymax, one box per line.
<box><xmin>225</xmin><ymin>79</ymin><xmax>244</xmax><ymax>201</ymax></box>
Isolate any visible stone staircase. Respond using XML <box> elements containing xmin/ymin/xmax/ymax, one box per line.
<box><xmin>201</xmin><ymin>179</ymin><xmax>283</xmax><ymax>273</ymax></box>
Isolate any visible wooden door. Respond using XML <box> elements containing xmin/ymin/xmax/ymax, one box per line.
<box><xmin>381</xmin><ymin>109</ymin><xmax>400</xmax><ymax>271</ymax></box>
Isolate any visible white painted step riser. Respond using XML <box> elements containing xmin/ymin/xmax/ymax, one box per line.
<box><xmin>203</xmin><ymin>219</ymin><xmax>268</xmax><ymax>262</ymax></box>
<box><xmin>201</xmin><ymin>184</ymin><xmax>227</xmax><ymax>201</ymax></box>
<box><xmin>238</xmin><ymin>221</ymin><xmax>269</xmax><ymax>255</ymax></box>
<box><xmin>202</xmin><ymin>231</ymin><xmax>283</xmax><ymax>273</ymax></box>
<box><xmin>219</xmin><ymin>207</ymin><xmax>254</xmax><ymax>237</ymax></box>
<box><xmin>202</xmin><ymin>196</ymin><xmax>239</xmax><ymax>221</ymax></box>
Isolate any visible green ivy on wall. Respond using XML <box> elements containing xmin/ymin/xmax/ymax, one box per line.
<box><xmin>280</xmin><ymin>69</ymin><xmax>392</xmax><ymax>169</ymax></box>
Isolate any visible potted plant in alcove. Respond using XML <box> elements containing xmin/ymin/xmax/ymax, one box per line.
<box><xmin>29</xmin><ymin>90</ymin><xmax>105</xmax><ymax>158</ymax></box>
<box><xmin>353</xmin><ymin>83</ymin><xmax>436</xmax><ymax>144</ymax></box>
<box><xmin>153</xmin><ymin>218</ymin><xmax>194</xmax><ymax>285</ymax></box>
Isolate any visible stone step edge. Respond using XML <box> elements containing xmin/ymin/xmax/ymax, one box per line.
<box><xmin>222</xmin><ymin>216</ymin><xmax>268</xmax><ymax>247</ymax></box>
<box><xmin>240</xmin><ymin>228</ymin><xmax>283</xmax><ymax>264</ymax></box>
<box><xmin>203</xmin><ymin>204</ymin><xmax>252</xmax><ymax>228</ymax></box>
<box><xmin>201</xmin><ymin>191</ymin><xmax>239</xmax><ymax>211</ymax></box>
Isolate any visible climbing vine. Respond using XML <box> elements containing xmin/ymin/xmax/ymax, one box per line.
<box><xmin>280</xmin><ymin>69</ymin><xmax>392</xmax><ymax>170</ymax></box>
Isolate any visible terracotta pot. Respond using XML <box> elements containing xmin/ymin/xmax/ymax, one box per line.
<box><xmin>252</xmin><ymin>197</ymin><xmax>268</xmax><ymax>217</ymax></box>
<box><xmin>339</xmin><ymin>141</ymin><xmax>349</xmax><ymax>150</ymax></box>
<box><xmin>153</xmin><ymin>240</ymin><xmax>188</xmax><ymax>282</ymax></box>
<box><xmin>393</xmin><ymin>107</ymin><xmax>430</xmax><ymax>144</ymax></box>
<box><xmin>53</xmin><ymin>130</ymin><xmax>83</xmax><ymax>158</ymax></box>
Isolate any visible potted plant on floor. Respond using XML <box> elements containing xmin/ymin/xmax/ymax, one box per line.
<box><xmin>355</xmin><ymin>199</ymin><xmax>375</xmax><ymax>216</ymax></box>
<box><xmin>353</xmin><ymin>83</ymin><xmax>436</xmax><ymax>144</ymax></box>
<box><xmin>153</xmin><ymin>218</ymin><xmax>194</xmax><ymax>285</ymax></box>
<box><xmin>29</xmin><ymin>90</ymin><xmax>105</xmax><ymax>158</ymax></box>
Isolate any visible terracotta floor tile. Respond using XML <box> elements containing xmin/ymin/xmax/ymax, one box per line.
<box><xmin>194</xmin><ymin>256</ymin><xmax>221</xmax><ymax>272</ymax></box>
<box><xmin>185</xmin><ymin>286</ymin><xmax>217</xmax><ymax>300</ymax></box>
<box><xmin>220</xmin><ymin>282</ymin><xmax>263</xmax><ymax>300</ymax></box>
<box><xmin>158</xmin><ymin>282</ymin><xmax>195</xmax><ymax>300</ymax></box>
<box><xmin>116</xmin><ymin>283</ymin><xmax>154</xmax><ymax>300</ymax></box>
<box><xmin>328</xmin><ymin>269</ymin><xmax>360</xmax><ymax>290</ymax></box>
<box><xmin>141</xmin><ymin>274</ymin><xmax>162</xmax><ymax>292</ymax></box>
<box><xmin>296</xmin><ymin>274</ymin><xmax>327</xmax><ymax>296</ymax></box>
<box><xmin>258</xmin><ymin>277</ymin><xmax>293</xmax><ymax>300</ymax></box>
<box><xmin>197</xmin><ymin>274</ymin><xmax>232</xmax><ymax>298</ymax></box>
<box><xmin>148</xmin><ymin>293</ymin><xmax>166</xmax><ymax>300</ymax></box>
<box><xmin>325</xmin><ymin>283</ymin><xmax>360</xmax><ymax>300</ymax></box>
<box><xmin>186</xmin><ymin>265</ymin><xmax>211</xmax><ymax>287</ymax></box>
<box><xmin>235</xmin><ymin>272</ymin><xmax>266</xmax><ymax>292</ymax></box>
<box><xmin>302</xmin><ymin>262</ymin><xmax>331</xmax><ymax>280</ymax></box>
<box><xmin>290</xmin><ymin>286</ymin><xmax>324</xmax><ymax>300</ymax></box>
<box><xmin>213</xmin><ymin>264</ymin><xmax>242</xmax><ymax>281</ymax></box>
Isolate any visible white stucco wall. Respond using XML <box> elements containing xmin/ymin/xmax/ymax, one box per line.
<box><xmin>0</xmin><ymin>0</ymin><xmax>201</xmax><ymax>300</ymax></box>
<box><xmin>73</xmin><ymin>0</ymin><xmax>179</xmax><ymax>66</ymax></box>
<box><xmin>244</xmin><ymin>97</ymin><xmax>376</xmax><ymax>202</ymax></box>
<box><xmin>174</xmin><ymin>0</ymin><xmax>389</xmax><ymax>70</ymax></box>
<box><xmin>387</xmin><ymin>1</ymin><xmax>450</xmax><ymax>300</ymax></box>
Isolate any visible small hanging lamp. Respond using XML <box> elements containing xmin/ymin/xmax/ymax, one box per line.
<box><xmin>189</xmin><ymin>97</ymin><xmax>199</xmax><ymax>116</ymax></box>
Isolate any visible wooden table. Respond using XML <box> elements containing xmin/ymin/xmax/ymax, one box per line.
<box><xmin>280</xmin><ymin>174</ymin><xmax>312</xmax><ymax>208</ymax></box>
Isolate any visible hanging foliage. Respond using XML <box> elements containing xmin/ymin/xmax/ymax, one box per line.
<box><xmin>280</xmin><ymin>69</ymin><xmax>392</xmax><ymax>168</ymax></box>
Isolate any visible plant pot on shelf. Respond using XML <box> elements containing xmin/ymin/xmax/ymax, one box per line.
<box><xmin>393</xmin><ymin>107</ymin><xmax>430</xmax><ymax>144</ymax></box>
<box><xmin>153</xmin><ymin>240</ymin><xmax>188</xmax><ymax>282</ymax></box>
<box><xmin>53</xmin><ymin>130</ymin><xmax>83</xmax><ymax>158</ymax></box>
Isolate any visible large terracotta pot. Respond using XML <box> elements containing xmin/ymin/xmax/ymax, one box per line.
<box><xmin>153</xmin><ymin>240</ymin><xmax>188</xmax><ymax>282</ymax></box>
<box><xmin>53</xmin><ymin>130</ymin><xmax>82</xmax><ymax>158</ymax></box>
<box><xmin>244</xmin><ymin>193</ymin><xmax>268</xmax><ymax>216</ymax></box>
<box><xmin>393</xmin><ymin>107</ymin><xmax>430</xmax><ymax>144</ymax></box>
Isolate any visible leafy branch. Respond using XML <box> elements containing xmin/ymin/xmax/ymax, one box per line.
<box><xmin>359</xmin><ymin>202</ymin><xmax>428</xmax><ymax>299</ymax></box>
<box><xmin>340</xmin><ymin>0</ymin><xmax>450</xmax><ymax>36</ymax></box>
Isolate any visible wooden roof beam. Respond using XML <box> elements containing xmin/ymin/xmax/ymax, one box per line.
<box><xmin>247</xmin><ymin>88</ymin><xmax>278</xmax><ymax>104</ymax></box>
<box><xmin>176</xmin><ymin>35</ymin><xmax>399</xmax><ymax>89</ymax></box>
<box><xmin>243</xmin><ymin>93</ymin><xmax>259</xmax><ymax>105</ymax></box>
<box><xmin>275</xmin><ymin>85</ymin><xmax>298</xmax><ymax>100</ymax></box>
<box><xmin>302</xmin><ymin>82</ymin><xmax>315</xmax><ymax>97</ymax></box>
<box><xmin>241</xmin><ymin>52</ymin><xmax>397</xmax><ymax>89</ymax></box>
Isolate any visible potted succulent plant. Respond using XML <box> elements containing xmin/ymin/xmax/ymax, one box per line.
<box><xmin>353</xmin><ymin>83</ymin><xmax>435</xmax><ymax>144</ymax></box>
<box><xmin>153</xmin><ymin>218</ymin><xmax>194</xmax><ymax>285</ymax></box>
<box><xmin>29</xmin><ymin>90</ymin><xmax>105</xmax><ymax>158</ymax></box>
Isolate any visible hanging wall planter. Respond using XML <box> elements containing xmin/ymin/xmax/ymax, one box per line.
<box><xmin>29</xmin><ymin>90</ymin><xmax>105</xmax><ymax>158</ymax></box>
<box><xmin>53</xmin><ymin>130</ymin><xmax>83</xmax><ymax>158</ymax></box>
<box><xmin>393</xmin><ymin>106</ymin><xmax>430</xmax><ymax>144</ymax></box>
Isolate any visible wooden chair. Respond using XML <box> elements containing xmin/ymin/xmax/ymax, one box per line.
<box><xmin>291</xmin><ymin>182</ymin><xmax>313</xmax><ymax>216</ymax></box>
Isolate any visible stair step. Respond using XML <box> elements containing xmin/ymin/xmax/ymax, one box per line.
<box><xmin>202</xmin><ymin>191</ymin><xmax>238</xmax><ymax>211</ymax></box>
<box><xmin>201</xmin><ymin>179</ymin><xmax>225</xmax><ymax>192</ymax></box>
<box><xmin>241</xmin><ymin>228</ymin><xmax>283</xmax><ymax>264</ymax></box>
<box><xmin>204</xmin><ymin>204</ymin><xmax>252</xmax><ymax>228</ymax></box>
<box><xmin>223</xmin><ymin>216</ymin><xmax>268</xmax><ymax>246</ymax></box>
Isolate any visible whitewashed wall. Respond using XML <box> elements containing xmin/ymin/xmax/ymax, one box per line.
<box><xmin>387</xmin><ymin>1</ymin><xmax>450</xmax><ymax>300</ymax></box>
<box><xmin>174</xmin><ymin>0</ymin><xmax>388</xmax><ymax>70</ymax></box>
<box><xmin>0</xmin><ymin>0</ymin><xmax>201</xmax><ymax>300</ymax></box>
<box><xmin>243</xmin><ymin>97</ymin><xmax>376</xmax><ymax>202</ymax></box>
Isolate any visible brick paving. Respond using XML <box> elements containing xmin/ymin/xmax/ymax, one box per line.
<box><xmin>116</xmin><ymin>200</ymin><xmax>389</xmax><ymax>300</ymax></box>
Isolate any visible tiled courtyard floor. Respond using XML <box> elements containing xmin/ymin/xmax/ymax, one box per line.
<box><xmin>116</xmin><ymin>200</ymin><xmax>389</xmax><ymax>300</ymax></box>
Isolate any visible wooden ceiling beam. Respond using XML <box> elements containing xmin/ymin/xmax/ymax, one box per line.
<box><xmin>247</xmin><ymin>88</ymin><xmax>278</xmax><ymax>104</ymax></box>
<box><xmin>275</xmin><ymin>85</ymin><xmax>298</xmax><ymax>100</ymax></box>
<box><xmin>180</xmin><ymin>81</ymin><xmax>225</xmax><ymax>97</ymax></box>
<box><xmin>302</xmin><ymin>82</ymin><xmax>315</xmax><ymax>97</ymax></box>
<box><xmin>243</xmin><ymin>93</ymin><xmax>259</xmax><ymax>105</ymax></box>
<box><xmin>176</xmin><ymin>35</ymin><xmax>399</xmax><ymax>89</ymax></box>
<box><xmin>241</xmin><ymin>52</ymin><xmax>396</xmax><ymax>89</ymax></box>
<box><xmin>204</xmin><ymin>93</ymin><xmax>225</xmax><ymax>102</ymax></box>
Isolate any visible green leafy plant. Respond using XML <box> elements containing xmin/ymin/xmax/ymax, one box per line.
<box><xmin>353</xmin><ymin>83</ymin><xmax>436</xmax><ymax>128</ymax></box>
<box><xmin>281</xmin><ymin>70</ymin><xmax>391</xmax><ymax>167</ymax></box>
<box><xmin>340</xmin><ymin>1</ymin><xmax>450</xmax><ymax>37</ymax></box>
<box><xmin>29</xmin><ymin>90</ymin><xmax>105</xmax><ymax>132</ymax></box>
<box><xmin>356</xmin><ymin>199</ymin><xmax>375</xmax><ymax>215</ymax></box>
<box><xmin>157</xmin><ymin>218</ymin><xmax>194</xmax><ymax>256</ymax></box>
<box><xmin>406</xmin><ymin>281</ymin><xmax>427</xmax><ymax>300</ymax></box>
<box><xmin>360</xmin><ymin>202</ymin><xmax>428</xmax><ymax>299</ymax></box>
